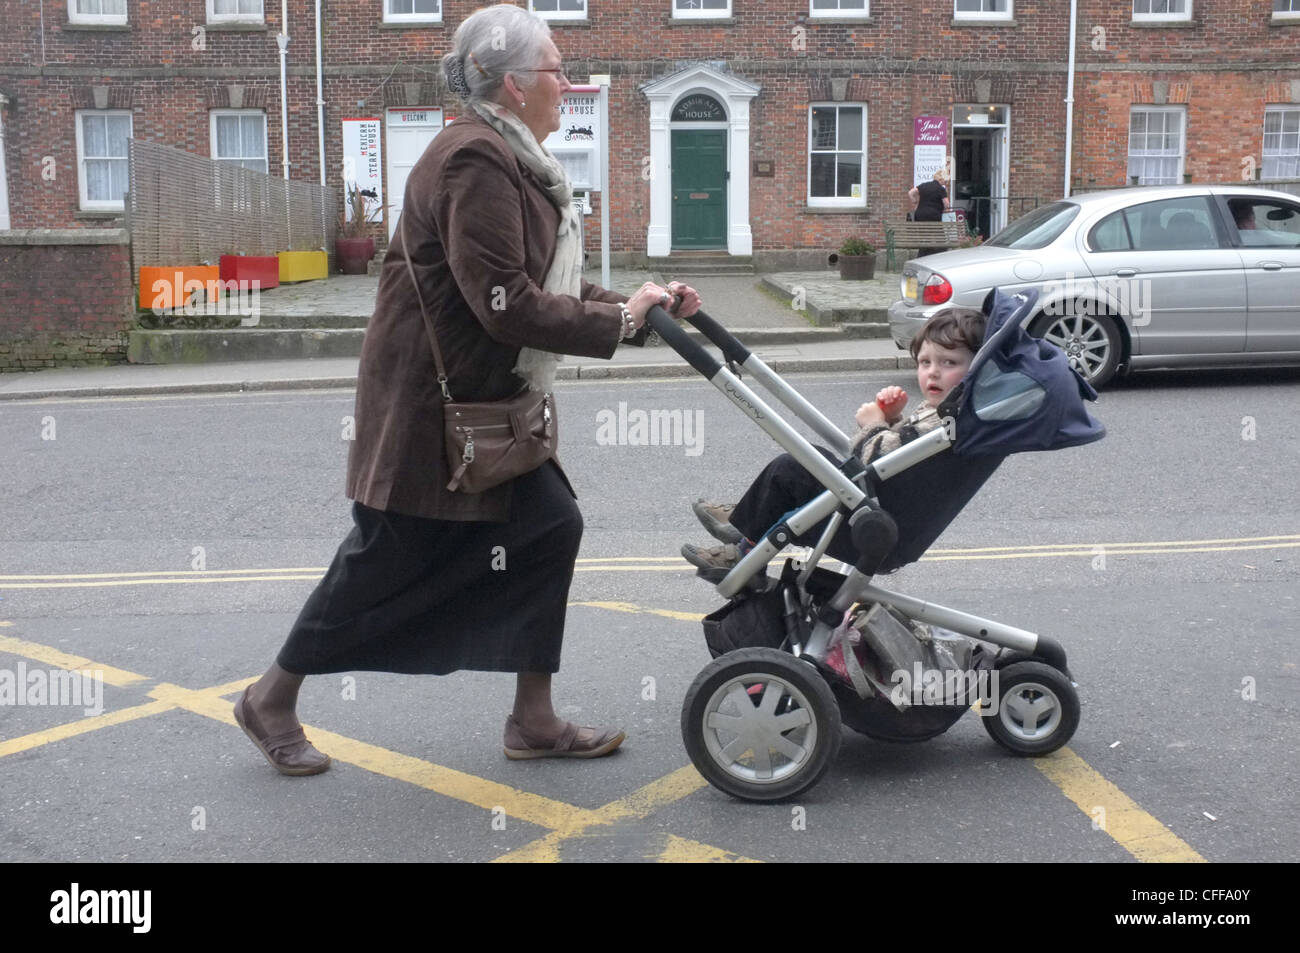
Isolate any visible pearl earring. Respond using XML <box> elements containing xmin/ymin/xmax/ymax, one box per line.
<box><xmin>520</xmin><ymin>100</ymin><xmax>526</xmax><ymax>107</ymax></box>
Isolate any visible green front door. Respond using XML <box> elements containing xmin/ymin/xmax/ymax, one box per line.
<box><xmin>671</xmin><ymin>130</ymin><xmax>727</xmax><ymax>248</ymax></box>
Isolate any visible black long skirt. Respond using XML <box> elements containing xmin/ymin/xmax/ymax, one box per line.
<box><xmin>276</xmin><ymin>461</ymin><xmax>582</xmax><ymax>676</ymax></box>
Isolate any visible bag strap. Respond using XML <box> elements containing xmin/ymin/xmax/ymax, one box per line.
<box><xmin>400</xmin><ymin>210</ymin><xmax>453</xmax><ymax>402</ymax></box>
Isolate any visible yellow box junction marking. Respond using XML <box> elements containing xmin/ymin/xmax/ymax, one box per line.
<box><xmin>0</xmin><ymin>610</ymin><xmax>1218</xmax><ymax>864</ymax></box>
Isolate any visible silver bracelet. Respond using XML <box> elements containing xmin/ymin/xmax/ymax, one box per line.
<box><xmin>619</xmin><ymin>303</ymin><xmax>637</xmax><ymax>339</ymax></box>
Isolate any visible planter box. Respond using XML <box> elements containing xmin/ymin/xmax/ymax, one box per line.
<box><xmin>278</xmin><ymin>250</ymin><xmax>329</xmax><ymax>283</ymax></box>
<box><xmin>138</xmin><ymin>265</ymin><xmax>220</xmax><ymax>310</ymax></box>
<box><xmin>219</xmin><ymin>254</ymin><xmax>280</xmax><ymax>290</ymax></box>
<box><xmin>336</xmin><ymin>237</ymin><xmax>376</xmax><ymax>275</ymax></box>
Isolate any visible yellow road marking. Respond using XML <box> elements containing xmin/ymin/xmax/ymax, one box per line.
<box><xmin>1034</xmin><ymin>747</ymin><xmax>1207</xmax><ymax>863</ymax></box>
<box><xmin>0</xmin><ymin>634</ymin><xmax>149</xmax><ymax>687</ymax></box>
<box><xmin>657</xmin><ymin>834</ymin><xmax>763</xmax><ymax>863</ymax></box>
<box><xmin>2</xmin><ymin>532</ymin><xmax>1295</xmax><ymax>590</ymax></box>
<box><xmin>570</xmin><ymin>601</ymin><xmax>703</xmax><ymax>622</ymax></box>
<box><xmin>0</xmin><ymin>699</ymin><xmax>175</xmax><ymax>760</ymax></box>
<box><xmin>491</xmin><ymin>765</ymin><xmax>740</xmax><ymax>863</ymax></box>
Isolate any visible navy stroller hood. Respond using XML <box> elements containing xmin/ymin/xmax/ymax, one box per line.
<box><xmin>939</xmin><ymin>289</ymin><xmax>1106</xmax><ymax>456</ymax></box>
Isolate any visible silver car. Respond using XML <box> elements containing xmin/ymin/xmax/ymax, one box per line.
<box><xmin>887</xmin><ymin>185</ymin><xmax>1300</xmax><ymax>387</ymax></box>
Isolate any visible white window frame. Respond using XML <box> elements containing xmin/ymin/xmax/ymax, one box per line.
<box><xmin>75</xmin><ymin>109</ymin><xmax>132</xmax><ymax>211</ymax></box>
<box><xmin>1262</xmin><ymin>106</ymin><xmax>1300</xmax><ymax>179</ymax></box>
<box><xmin>1273</xmin><ymin>0</ymin><xmax>1300</xmax><ymax>20</ymax></box>
<box><xmin>210</xmin><ymin>109</ymin><xmax>269</xmax><ymax>175</ymax></box>
<box><xmin>1132</xmin><ymin>0</ymin><xmax>1191</xmax><ymax>22</ymax></box>
<box><xmin>68</xmin><ymin>0</ymin><xmax>128</xmax><ymax>26</ymax></box>
<box><xmin>382</xmin><ymin>0</ymin><xmax>442</xmax><ymax>24</ymax></box>
<box><xmin>807</xmin><ymin>102</ymin><xmax>867</xmax><ymax>209</ymax></box>
<box><xmin>672</xmin><ymin>0</ymin><xmax>732</xmax><ymax>19</ymax></box>
<box><xmin>1127</xmin><ymin>105</ymin><xmax>1186</xmax><ymax>186</ymax></box>
<box><xmin>809</xmin><ymin>0</ymin><xmax>870</xmax><ymax>18</ymax></box>
<box><xmin>206</xmin><ymin>0</ymin><xmax>264</xmax><ymax>23</ymax></box>
<box><xmin>953</xmin><ymin>0</ymin><xmax>1012</xmax><ymax>21</ymax></box>
<box><xmin>529</xmin><ymin>0</ymin><xmax>586</xmax><ymax>21</ymax></box>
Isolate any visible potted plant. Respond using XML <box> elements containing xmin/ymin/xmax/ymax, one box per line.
<box><xmin>829</xmin><ymin>237</ymin><xmax>877</xmax><ymax>280</ymax></box>
<box><xmin>336</xmin><ymin>185</ymin><xmax>380</xmax><ymax>275</ymax></box>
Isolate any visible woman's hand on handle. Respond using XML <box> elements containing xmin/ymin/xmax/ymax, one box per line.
<box><xmin>624</xmin><ymin>282</ymin><xmax>672</xmax><ymax>331</ymax></box>
<box><xmin>664</xmin><ymin>281</ymin><xmax>702</xmax><ymax>318</ymax></box>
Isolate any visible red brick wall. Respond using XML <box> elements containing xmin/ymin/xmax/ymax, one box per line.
<box><xmin>2</xmin><ymin>1</ymin><xmax>1297</xmax><ymax>252</ymax></box>
<box><xmin>0</xmin><ymin>233</ymin><xmax>134</xmax><ymax>370</ymax></box>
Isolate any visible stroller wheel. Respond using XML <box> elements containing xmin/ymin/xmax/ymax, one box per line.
<box><xmin>681</xmin><ymin>648</ymin><xmax>841</xmax><ymax>802</ymax></box>
<box><xmin>982</xmin><ymin>661</ymin><xmax>1080</xmax><ymax>756</ymax></box>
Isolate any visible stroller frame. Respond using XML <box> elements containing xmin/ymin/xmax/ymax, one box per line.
<box><xmin>647</xmin><ymin>304</ymin><xmax>1080</xmax><ymax>802</ymax></box>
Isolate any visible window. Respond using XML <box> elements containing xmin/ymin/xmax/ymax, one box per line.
<box><xmin>208</xmin><ymin>0</ymin><xmax>263</xmax><ymax>21</ymax></box>
<box><xmin>211</xmin><ymin>111</ymin><xmax>268</xmax><ymax>174</ymax></box>
<box><xmin>530</xmin><ymin>0</ymin><xmax>585</xmax><ymax>19</ymax></box>
<box><xmin>954</xmin><ymin>0</ymin><xmax>1011</xmax><ymax>19</ymax></box>
<box><xmin>1128</xmin><ymin>107</ymin><xmax>1184</xmax><ymax>185</ymax></box>
<box><xmin>1273</xmin><ymin>1</ymin><xmax>1300</xmax><ymax>20</ymax></box>
<box><xmin>1088</xmin><ymin>210</ymin><xmax>1133</xmax><ymax>252</ymax></box>
<box><xmin>1132</xmin><ymin>0</ymin><xmax>1190</xmax><ymax>21</ymax></box>
<box><xmin>808</xmin><ymin>104</ymin><xmax>866</xmax><ymax>208</ymax></box>
<box><xmin>673</xmin><ymin>0</ymin><xmax>730</xmax><ymax>18</ymax></box>
<box><xmin>384</xmin><ymin>0</ymin><xmax>441</xmax><ymax>22</ymax></box>
<box><xmin>1227</xmin><ymin>198</ymin><xmax>1300</xmax><ymax>247</ymax></box>
<box><xmin>75</xmin><ymin>110</ymin><xmax>132</xmax><ymax>211</ymax></box>
<box><xmin>986</xmin><ymin>202</ymin><xmax>1078</xmax><ymax>248</ymax></box>
<box><xmin>1121</xmin><ymin>196</ymin><xmax>1219</xmax><ymax>251</ymax></box>
<box><xmin>1263</xmin><ymin>107</ymin><xmax>1300</xmax><ymax>178</ymax></box>
<box><xmin>69</xmin><ymin>0</ymin><xmax>127</xmax><ymax>25</ymax></box>
<box><xmin>810</xmin><ymin>0</ymin><xmax>868</xmax><ymax>17</ymax></box>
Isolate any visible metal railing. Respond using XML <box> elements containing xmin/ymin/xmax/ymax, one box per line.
<box><xmin>127</xmin><ymin>139</ymin><xmax>339</xmax><ymax>269</ymax></box>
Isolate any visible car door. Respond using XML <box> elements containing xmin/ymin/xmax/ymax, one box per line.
<box><xmin>1219</xmin><ymin>194</ymin><xmax>1300</xmax><ymax>353</ymax></box>
<box><xmin>1082</xmin><ymin>194</ymin><xmax>1246</xmax><ymax>355</ymax></box>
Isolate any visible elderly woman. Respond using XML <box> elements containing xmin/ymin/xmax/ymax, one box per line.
<box><xmin>234</xmin><ymin>3</ymin><xmax>700</xmax><ymax>773</ymax></box>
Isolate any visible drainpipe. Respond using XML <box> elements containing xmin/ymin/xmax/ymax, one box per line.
<box><xmin>1063</xmin><ymin>0</ymin><xmax>1078</xmax><ymax>197</ymax></box>
<box><xmin>278</xmin><ymin>0</ymin><xmax>290</xmax><ymax>180</ymax></box>
<box><xmin>315</xmin><ymin>0</ymin><xmax>325</xmax><ymax>186</ymax></box>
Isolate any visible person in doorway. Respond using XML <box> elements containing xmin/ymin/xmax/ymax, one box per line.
<box><xmin>908</xmin><ymin>169</ymin><xmax>951</xmax><ymax>257</ymax></box>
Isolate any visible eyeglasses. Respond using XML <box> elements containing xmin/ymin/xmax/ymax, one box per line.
<box><xmin>518</xmin><ymin>65</ymin><xmax>568</xmax><ymax>79</ymax></box>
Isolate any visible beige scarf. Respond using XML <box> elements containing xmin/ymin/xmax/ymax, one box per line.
<box><xmin>471</xmin><ymin>101</ymin><xmax>583</xmax><ymax>393</ymax></box>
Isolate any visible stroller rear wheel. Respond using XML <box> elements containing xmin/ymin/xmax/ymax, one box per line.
<box><xmin>982</xmin><ymin>660</ymin><xmax>1080</xmax><ymax>756</ymax></box>
<box><xmin>681</xmin><ymin>648</ymin><xmax>841</xmax><ymax>802</ymax></box>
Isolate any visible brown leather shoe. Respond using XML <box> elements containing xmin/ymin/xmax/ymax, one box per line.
<box><xmin>503</xmin><ymin>714</ymin><xmax>625</xmax><ymax>760</ymax></box>
<box><xmin>233</xmin><ymin>687</ymin><xmax>331</xmax><ymax>776</ymax></box>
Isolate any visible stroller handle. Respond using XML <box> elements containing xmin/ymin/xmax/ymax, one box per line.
<box><xmin>643</xmin><ymin>304</ymin><xmax>734</xmax><ymax>377</ymax></box>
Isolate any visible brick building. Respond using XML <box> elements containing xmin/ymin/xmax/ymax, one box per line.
<box><xmin>2</xmin><ymin>0</ymin><xmax>1299</xmax><ymax>265</ymax></box>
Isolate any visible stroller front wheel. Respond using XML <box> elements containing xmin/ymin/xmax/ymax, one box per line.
<box><xmin>982</xmin><ymin>660</ymin><xmax>1080</xmax><ymax>756</ymax></box>
<box><xmin>681</xmin><ymin>648</ymin><xmax>841</xmax><ymax>802</ymax></box>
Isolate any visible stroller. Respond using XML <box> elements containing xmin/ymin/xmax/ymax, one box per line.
<box><xmin>644</xmin><ymin>289</ymin><xmax>1106</xmax><ymax>802</ymax></box>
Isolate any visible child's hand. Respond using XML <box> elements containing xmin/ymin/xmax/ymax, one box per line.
<box><xmin>874</xmin><ymin>386</ymin><xmax>908</xmax><ymax>422</ymax></box>
<box><xmin>855</xmin><ymin>401</ymin><xmax>885</xmax><ymax>429</ymax></box>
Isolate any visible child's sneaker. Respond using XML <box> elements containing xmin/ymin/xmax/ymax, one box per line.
<box><xmin>681</xmin><ymin>542</ymin><xmax>742</xmax><ymax>573</ymax></box>
<box><xmin>692</xmin><ymin>499</ymin><xmax>743</xmax><ymax>545</ymax></box>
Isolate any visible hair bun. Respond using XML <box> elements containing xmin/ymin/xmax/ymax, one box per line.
<box><xmin>444</xmin><ymin>55</ymin><xmax>471</xmax><ymax>96</ymax></box>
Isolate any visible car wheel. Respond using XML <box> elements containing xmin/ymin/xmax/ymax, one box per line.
<box><xmin>1030</xmin><ymin>307</ymin><xmax>1121</xmax><ymax>389</ymax></box>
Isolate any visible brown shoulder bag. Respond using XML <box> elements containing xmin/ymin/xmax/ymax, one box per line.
<box><xmin>401</xmin><ymin>214</ymin><xmax>556</xmax><ymax>494</ymax></box>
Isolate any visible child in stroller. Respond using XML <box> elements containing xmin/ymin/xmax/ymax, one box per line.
<box><xmin>681</xmin><ymin>306</ymin><xmax>987</xmax><ymax>579</ymax></box>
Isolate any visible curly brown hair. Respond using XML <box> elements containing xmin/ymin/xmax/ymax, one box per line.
<box><xmin>908</xmin><ymin>306</ymin><xmax>986</xmax><ymax>360</ymax></box>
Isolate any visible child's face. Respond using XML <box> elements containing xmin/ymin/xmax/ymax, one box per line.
<box><xmin>915</xmin><ymin>340</ymin><xmax>974</xmax><ymax>407</ymax></box>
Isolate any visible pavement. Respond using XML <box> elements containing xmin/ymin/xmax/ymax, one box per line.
<box><xmin>0</xmin><ymin>268</ymin><xmax>915</xmax><ymax>401</ymax></box>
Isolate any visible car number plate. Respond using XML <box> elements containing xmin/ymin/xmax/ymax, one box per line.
<box><xmin>905</xmin><ymin>276</ymin><xmax>917</xmax><ymax>301</ymax></box>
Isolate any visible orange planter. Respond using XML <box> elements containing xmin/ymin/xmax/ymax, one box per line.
<box><xmin>139</xmin><ymin>266</ymin><xmax>221</xmax><ymax>311</ymax></box>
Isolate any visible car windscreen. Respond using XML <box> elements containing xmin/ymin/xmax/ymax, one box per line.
<box><xmin>985</xmin><ymin>202</ymin><xmax>1080</xmax><ymax>249</ymax></box>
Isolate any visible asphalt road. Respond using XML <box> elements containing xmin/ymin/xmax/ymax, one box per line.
<box><xmin>1</xmin><ymin>366</ymin><xmax>1297</xmax><ymax>866</ymax></box>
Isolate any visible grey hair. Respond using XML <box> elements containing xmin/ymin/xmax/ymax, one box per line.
<box><xmin>441</xmin><ymin>4</ymin><xmax>552</xmax><ymax>104</ymax></box>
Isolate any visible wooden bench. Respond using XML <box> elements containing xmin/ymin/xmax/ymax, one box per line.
<box><xmin>883</xmin><ymin>221</ymin><xmax>967</xmax><ymax>269</ymax></box>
